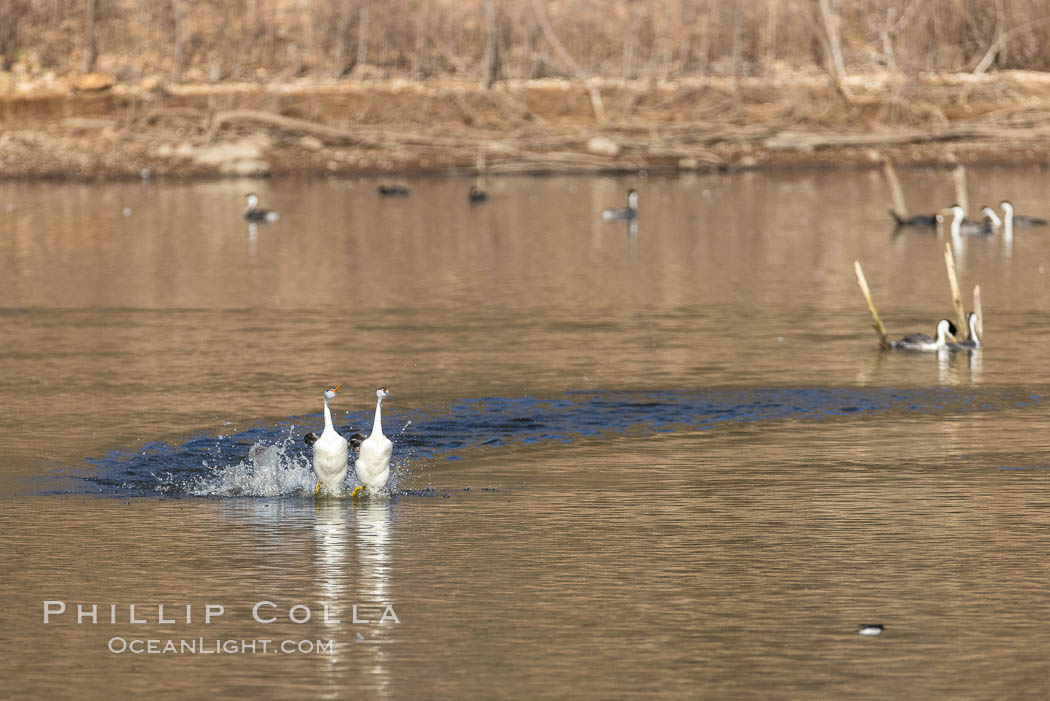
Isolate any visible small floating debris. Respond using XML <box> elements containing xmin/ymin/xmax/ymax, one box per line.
<box><xmin>857</xmin><ymin>624</ymin><xmax>885</xmax><ymax>636</ymax></box>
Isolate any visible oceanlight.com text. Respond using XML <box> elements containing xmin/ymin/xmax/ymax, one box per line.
<box><xmin>107</xmin><ymin>637</ymin><xmax>335</xmax><ymax>655</ymax></box>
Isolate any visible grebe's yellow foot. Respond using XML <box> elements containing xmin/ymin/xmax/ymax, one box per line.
<box><xmin>315</xmin><ymin>481</ymin><xmax>321</xmax><ymax>497</ymax></box>
<box><xmin>350</xmin><ymin>486</ymin><xmax>365</xmax><ymax>499</ymax></box>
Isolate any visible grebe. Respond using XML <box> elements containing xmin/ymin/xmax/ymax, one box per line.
<box><xmin>857</xmin><ymin>624</ymin><xmax>884</xmax><ymax>636</ymax></box>
<box><xmin>311</xmin><ymin>385</ymin><xmax>348</xmax><ymax>496</ymax></box>
<box><xmin>1000</xmin><ymin>200</ymin><xmax>1047</xmax><ymax>228</ymax></box>
<box><xmin>377</xmin><ymin>185</ymin><xmax>410</xmax><ymax>197</ymax></box>
<box><xmin>948</xmin><ymin>312</ymin><xmax>981</xmax><ymax>350</ymax></box>
<box><xmin>891</xmin><ymin>319</ymin><xmax>957</xmax><ymax>351</ymax></box>
<box><xmin>938</xmin><ymin>205</ymin><xmax>993</xmax><ymax>236</ymax></box>
<box><xmin>602</xmin><ymin>189</ymin><xmax>638</xmax><ymax>220</ymax></box>
<box><xmin>243</xmin><ymin>193</ymin><xmax>278</xmax><ymax>222</ymax></box>
<box><xmin>469</xmin><ymin>185</ymin><xmax>488</xmax><ymax>203</ymax></box>
<box><xmin>979</xmin><ymin>205</ymin><xmax>1002</xmax><ymax>229</ymax></box>
<box><xmin>889</xmin><ymin>210</ymin><xmax>937</xmax><ymax>228</ymax></box>
<box><xmin>352</xmin><ymin>387</ymin><xmax>393</xmax><ymax>498</ymax></box>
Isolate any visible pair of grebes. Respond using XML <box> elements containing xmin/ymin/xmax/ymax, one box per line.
<box><xmin>304</xmin><ymin>386</ymin><xmax>392</xmax><ymax>498</ymax></box>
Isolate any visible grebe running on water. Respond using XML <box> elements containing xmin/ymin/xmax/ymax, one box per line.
<box><xmin>351</xmin><ymin>386</ymin><xmax>393</xmax><ymax>498</ymax></box>
<box><xmin>243</xmin><ymin>193</ymin><xmax>278</xmax><ymax>222</ymax></box>
<box><xmin>602</xmin><ymin>189</ymin><xmax>638</xmax><ymax>220</ymax></box>
<box><xmin>891</xmin><ymin>319</ymin><xmax>957</xmax><ymax>351</ymax></box>
<box><xmin>310</xmin><ymin>385</ymin><xmax>348</xmax><ymax>496</ymax></box>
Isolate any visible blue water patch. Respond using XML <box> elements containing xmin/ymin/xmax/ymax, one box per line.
<box><xmin>70</xmin><ymin>387</ymin><xmax>1020</xmax><ymax>498</ymax></box>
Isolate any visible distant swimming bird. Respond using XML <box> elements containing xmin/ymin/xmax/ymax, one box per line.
<box><xmin>1000</xmin><ymin>200</ymin><xmax>1047</xmax><ymax>228</ymax></box>
<box><xmin>891</xmin><ymin>319</ymin><xmax>957</xmax><ymax>351</ymax></box>
<box><xmin>939</xmin><ymin>205</ymin><xmax>993</xmax><ymax>236</ymax></box>
<box><xmin>377</xmin><ymin>185</ymin><xmax>410</xmax><ymax>197</ymax></box>
<box><xmin>602</xmin><ymin>189</ymin><xmax>638</xmax><ymax>220</ymax></box>
<box><xmin>243</xmin><ymin>193</ymin><xmax>278</xmax><ymax>222</ymax></box>
<box><xmin>352</xmin><ymin>387</ymin><xmax>393</xmax><ymax>497</ymax></box>
<box><xmin>311</xmin><ymin>385</ymin><xmax>348</xmax><ymax>496</ymax></box>
<box><xmin>948</xmin><ymin>311</ymin><xmax>981</xmax><ymax>350</ymax></box>
<box><xmin>469</xmin><ymin>185</ymin><xmax>488</xmax><ymax>204</ymax></box>
<box><xmin>889</xmin><ymin>210</ymin><xmax>937</xmax><ymax>228</ymax></box>
<box><xmin>857</xmin><ymin>624</ymin><xmax>884</xmax><ymax>636</ymax></box>
<box><xmin>979</xmin><ymin>205</ymin><xmax>1002</xmax><ymax>230</ymax></box>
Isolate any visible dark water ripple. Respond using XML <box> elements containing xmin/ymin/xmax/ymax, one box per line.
<box><xmin>67</xmin><ymin>387</ymin><xmax>1033</xmax><ymax>498</ymax></box>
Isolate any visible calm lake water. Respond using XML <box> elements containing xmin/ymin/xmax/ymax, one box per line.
<box><xmin>3</xmin><ymin>169</ymin><xmax>1050</xmax><ymax>698</ymax></box>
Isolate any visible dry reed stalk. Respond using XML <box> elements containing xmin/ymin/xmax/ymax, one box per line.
<box><xmin>943</xmin><ymin>242</ymin><xmax>967</xmax><ymax>336</ymax></box>
<box><xmin>854</xmin><ymin>261</ymin><xmax>889</xmax><ymax>349</ymax></box>
<box><xmin>952</xmin><ymin>164</ymin><xmax>969</xmax><ymax>214</ymax></box>
<box><xmin>881</xmin><ymin>159</ymin><xmax>908</xmax><ymax>217</ymax></box>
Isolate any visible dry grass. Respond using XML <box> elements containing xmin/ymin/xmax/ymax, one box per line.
<box><xmin>3</xmin><ymin>1</ymin><xmax>1050</xmax><ymax>85</ymax></box>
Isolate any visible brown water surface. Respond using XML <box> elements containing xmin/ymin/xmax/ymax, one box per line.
<box><xmin>2</xmin><ymin>170</ymin><xmax>1050</xmax><ymax>698</ymax></box>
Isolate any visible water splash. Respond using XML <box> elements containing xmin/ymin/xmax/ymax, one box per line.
<box><xmin>70</xmin><ymin>387</ymin><xmax>1028</xmax><ymax>498</ymax></box>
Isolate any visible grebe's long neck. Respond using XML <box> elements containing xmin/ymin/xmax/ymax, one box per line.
<box><xmin>950</xmin><ymin>209</ymin><xmax>963</xmax><ymax>237</ymax></box>
<box><xmin>323</xmin><ymin>394</ymin><xmax>334</xmax><ymax>433</ymax></box>
<box><xmin>969</xmin><ymin>316</ymin><xmax>981</xmax><ymax>347</ymax></box>
<box><xmin>371</xmin><ymin>397</ymin><xmax>385</xmax><ymax>438</ymax></box>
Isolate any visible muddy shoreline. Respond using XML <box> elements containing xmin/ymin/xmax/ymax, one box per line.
<box><xmin>3</xmin><ymin>72</ymin><xmax>1050</xmax><ymax>181</ymax></box>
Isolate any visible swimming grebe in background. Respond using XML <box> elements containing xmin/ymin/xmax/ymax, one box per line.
<box><xmin>378</xmin><ymin>185</ymin><xmax>410</xmax><ymax>197</ymax></box>
<box><xmin>938</xmin><ymin>205</ymin><xmax>994</xmax><ymax>236</ymax></box>
<box><xmin>891</xmin><ymin>319</ymin><xmax>957</xmax><ymax>351</ymax></box>
<box><xmin>889</xmin><ymin>210</ymin><xmax>937</xmax><ymax>228</ymax></box>
<box><xmin>469</xmin><ymin>185</ymin><xmax>488</xmax><ymax>203</ymax></box>
<box><xmin>979</xmin><ymin>206</ymin><xmax>1002</xmax><ymax>230</ymax></box>
<box><xmin>602</xmin><ymin>189</ymin><xmax>638</xmax><ymax>220</ymax></box>
<box><xmin>1000</xmin><ymin>200</ymin><xmax>1048</xmax><ymax>228</ymax></box>
<box><xmin>948</xmin><ymin>312</ymin><xmax>981</xmax><ymax>350</ymax></box>
<box><xmin>311</xmin><ymin>385</ymin><xmax>348</xmax><ymax>496</ymax></box>
<box><xmin>243</xmin><ymin>193</ymin><xmax>278</xmax><ymax>222</ymax></box>
<box><xmin>352</xmin><ymin>387</ymin><xmax>393</xmax><ymax>498</ymax></box>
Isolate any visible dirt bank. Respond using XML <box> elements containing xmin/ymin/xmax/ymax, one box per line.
<box><xmin>3</xmin><ymin>71</ymin><xmax>1050</xmax><ymax>181</ymax></box>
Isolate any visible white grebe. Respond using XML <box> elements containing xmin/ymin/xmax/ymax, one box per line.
<box><xmin>889</xmin><ymin>211</ymin><xmax>937</xmax><ymax>228</ymax></box>
<box><xmin>891</xmin><ymin>319</ymin><xmax>957</xmax><ymax>351</ymax></box>
<box><xmin>857</xmin><ymin>624</ymin><xmax>884</xmax><ymax>636</ymax></box>
<box><xmin>1000</xmin><ymin>200</ymin><xmax>1047</xmax><ymax>229</ymax></box>
<box><xmin>602</xmin><ymin>189</ymin><xmax>638</xmax><ymax>221</ymax></box>
<box><xmin>352</xmin><ymin>387</ymin><xmax>393</xmax><ymax>498</ymax></box>
<box><xmin>948</xmin><ymin>312</ymin><xmax>981</xmax><ymax>350</ymax></box>
<box><xmin>469</xmin><ymin>185</ymin><xmax>488</xmax><ymax>203</ymax></box>
<box><xmin>243</xmin><ymin>193</ymin><xmax>278</xmax><ymax>222</ymax></box>
<box><xmin>938</xmin><ymin>205</ymin><xmax>993</xmax><ymax>236</ymax></box>
<box><xmin>311</xmin><ymin>385</ymin><xmax>349</xmax><ymax>496</ymax></box>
